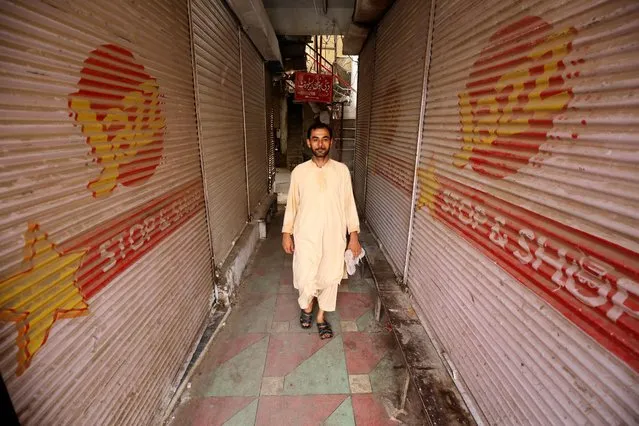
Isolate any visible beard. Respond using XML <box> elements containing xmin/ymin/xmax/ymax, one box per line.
<box><xmin>312</xmin><ymin>146</ymin><xmax>330</xmax><ymax>158</ymax></box>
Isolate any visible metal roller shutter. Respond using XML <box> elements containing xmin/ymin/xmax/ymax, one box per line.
<box><xmin>191</xmin><ymin>0</ymin><xmax>247</xmax><ymax>263</ymax></box>
<box><xmin>265</xmin><ymin>69</ymin><xmax>276</xmax><ymax>192</ymax></box>
<box><xmin>408</xmin><ymin>0</ymin><xmax>639</xmax><ymax>423</ymax></box>
<box><xmin>241</xmin><ymin>33</ymin><xmax>268</xmax><ymax>213</ymax></box>
<box><xmin>0</xmin><ymin>0</ymin><xmax>213</xmax><ymax>424</ymax></box>
<box><xmin>354</xmin><ymin>34</ymin><xmax>375</xmax><ymax>215</ymax></box>
<box><xmin>366</xmin><ymin>0</ymin><xmax>430</xmax><ymax>272</ymax></box>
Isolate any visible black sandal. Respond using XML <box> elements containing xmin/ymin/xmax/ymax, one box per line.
<box><xmin>317</xmin><ymin>321</ymin><xmax>333</xmax><ymax>339</ymax></box>
<box><xmin>300</xmin><ymin>310</ymin><xmax>313</xmax><ymax>329</ymax></box>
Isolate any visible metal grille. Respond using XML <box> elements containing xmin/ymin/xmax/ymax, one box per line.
<box><xmin>353</xmin><ymin>34</ymin><xmax>375</xmax><ymax>215</ymax></box>
<box><xmin>241</xmin><ymin>33</ymin><xmax>268</xmax><ymax>212</ymax></box>
<box><xmin>0</xmin><ymin>0</ymin><xmax>213</xmax><ymax>424</ymax></box>
<box><xmin>407</xmin><ymin>0</ymin><xmax>639</xmax><ymax>423</ymax></box>
<box><xmin>191</xmin><ymin>0</ymin><xmax>247</xmax><ymax>263</ymax></box>
<box><xmin>365</xmin><ymin>0</ymin><xmax>431</xmax><ymax>273</ymax></box>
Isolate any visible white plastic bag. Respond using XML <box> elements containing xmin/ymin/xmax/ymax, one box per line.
<box><xmin>344</xmin><ymin>248</ymin><xmax>366</xmax><ymax>276</ymax></box>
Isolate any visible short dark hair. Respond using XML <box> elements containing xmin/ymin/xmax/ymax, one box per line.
<box><xmin>307</xmin><ymin>122</ymin><xmax>333</xmax><ymax>139</ymax></box>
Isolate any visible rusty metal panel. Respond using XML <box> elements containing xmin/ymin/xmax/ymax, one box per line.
<box><xmin>365</xmin><ymin>0</ymin><xmax>431</xmax><ymax>272</ymax></box>
<box><xmin>191</xmin><ymin>0</ymin><xmax>247</xmax><ymax>263</ymax></box>
<box><xmin>354</xmin><ymin>33</ymin><xmax>375</xmax><ymax>214</ymax></box>
<box><xmin>408</xmin><ymin>0</ymin><xmax>639</xmax><ymax>423</ymax></box>
<box><xmin>241</xmin><ymin>33</ymin><xmax>268</xmax><ymax>213</ymax></box>
<box><xmin>0</xmin><ymin>0</ymin><xmax>214</xmax><ymax>424</ymax></box>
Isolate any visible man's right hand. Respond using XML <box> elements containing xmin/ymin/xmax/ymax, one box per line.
<box><xmin>282</xmin><ymin>233</ymin><xmax>295</xmax><ymax>254</ymax></box>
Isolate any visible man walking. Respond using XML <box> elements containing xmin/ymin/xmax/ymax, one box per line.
<box><xmin>282</xmin><ymin>123</ymin><xmax>362</xmax><ymax>339</ymax></box>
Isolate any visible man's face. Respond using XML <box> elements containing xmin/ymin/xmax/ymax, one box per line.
<box><xmin>307</xmin><ymin>128</ymin><xmax>332</xmax><ymax>158</ymax></box>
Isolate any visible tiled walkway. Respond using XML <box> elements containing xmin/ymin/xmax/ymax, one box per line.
<box><xmin>169</xmin><ymin>214</ymin><xmax>424</xmax><ymax>425</ymax></box>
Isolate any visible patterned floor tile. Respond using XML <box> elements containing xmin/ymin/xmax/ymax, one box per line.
<box><xmin>171</xmin><ymin>396</ymin><xmax>255</xmax><ymax>426</ymax></box>
<box><xmin>169</xmin><ymin>213</ymin><xmax>425</xmax><ymax>425</ymax></box>
<box><xmin>223</xmin><ymin>398</ymin><xmax>259</xmax><ymax>426</ymax></box>
<box><xmin>205</xmin><ymin>336</ymin><xmax>269</xmax><ymax>397</ymax></box>
<box><xmin>324</xmin><ymin>396</ymin><xmax>356</xmax><ymax>426</ymax></box>
<box><xmin>264</xmin><ymin>332</ymin><xmax>330</xmax><ymax>377</ymax></box>
<box><xmin>283</xmin><ymin>336</ymin><xmax>349</xmax><ymax>395</ymax></box>
<box><xmin>214</xmin><ymin>333</ymin><xmax>268</xmax><ymax>367</ymax></box>
<box><xmin>255</xmin><ymin>395</ymin><xmax>348</xmax><ymax>426</ymax></box>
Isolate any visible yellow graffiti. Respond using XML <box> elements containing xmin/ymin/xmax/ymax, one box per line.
<box><xmin>456</xmin><ymin>26</ymin><xmax>577</xmax><ymax>172</ymax></box>
<box><xmin>416</xmin><ymin>163</ymin><xmax>440</xmax><ymax>214</ymax></box>
<box><xmin>70</xmin><ymin>80</ymin><xmax>165</xmax><ymax>197</ymax></box>
<box><xmin>0</xmin><ymin>224</ymin><xmax>87</xmax><ymax>375</ymax></box>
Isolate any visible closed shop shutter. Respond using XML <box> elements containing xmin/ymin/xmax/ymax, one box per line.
<box><xmin>0</xmin><ymin>0</ymin><xmax>213</xmax><ymax>424</ymax></box>
<box><xmin>408</xmin><ymin>0</ymin><xmax>639</xmax><ymax>423</ymax></box>
<box><xmin>353</xmin><ymin>34</ymin><xmax>375</xmax><ymax>215</ymax></box>
<box><xmin>241</xmin><ymin>33</ymin><xmax>268</xmax><ymax>213</ymax></box>
<box><xmin>191</xmin><ymin>0</ymin><xmax>247</xmax><ymax>263</ymax></box>
<box><xmin>265</xmin><ymin>69</ymin><xmax>276</xmax><ymax>192</ymax></box>
<box><xmin>366</xmin><ymin>0</ymin><xmax>430</xmax><ymax>272</ymax></box>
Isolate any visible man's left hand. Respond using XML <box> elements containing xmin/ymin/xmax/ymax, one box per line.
<box><xmin>348</xmin><ymin>233</ymin><xmax>362</xmax><ymax>258</ymax></box>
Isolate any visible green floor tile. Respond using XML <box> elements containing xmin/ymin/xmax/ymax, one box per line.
<box><xmin>243</xmin><ymin>271</ymin><xmax>280</xmax><ymax>293</ymax></box>
<box><xmin>369</xmin><ymin>353</ymin><xmax>402</xmax><ymax>394</ymax></box>
<box><xmin>231</xmin><ymin>296</ymin><xmax>276</xmax><ymax>334</ymax></box>
<box><xmin>323</xmin><ymin>396</ymin><xmax>355</xmax><ymax>426</ymax></box>
<box><xmin>283</xmin><ymin>336</ymin><xmax>350</xmax><ymax>395</ymax></box>
<box><xmin>206</xmin><ymin>336</ymin><xmax>269</xmax><ymax>397</ymax></box>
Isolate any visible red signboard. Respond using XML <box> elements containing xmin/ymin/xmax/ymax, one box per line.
<box><xmin>294</xmin><ymin>72</ymin><xmax>333</xmax><ymax>103</ymax></box>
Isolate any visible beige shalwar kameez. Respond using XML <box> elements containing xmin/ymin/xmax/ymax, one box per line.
<box><xmin>282</xmin><ymin>159</ymin><xmax>360</xmax><ymax>312</ymax></box>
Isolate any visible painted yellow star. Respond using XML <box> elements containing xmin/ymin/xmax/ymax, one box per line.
<box><xmin>0</xmin><ymin>224</ymin><xmax>88</xmax><ymax>376</ymax></box>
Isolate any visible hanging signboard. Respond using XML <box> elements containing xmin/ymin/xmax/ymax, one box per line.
<box><xmin>294</xmin><ymin>72</ymin><xmax>333</xmax><ymax>103</ymax></box>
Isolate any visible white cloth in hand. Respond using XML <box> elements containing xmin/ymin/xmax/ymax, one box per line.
<box><xmin>344</xmin><ymin>248</ymin><xmax>366</xmax><ymax>276</ymax></box>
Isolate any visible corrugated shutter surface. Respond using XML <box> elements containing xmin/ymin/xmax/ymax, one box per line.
<box><xmin>241</xmin><ymin>33</ymin><xmax>268</xmax><ymax>212</ymax></box>
<box><xmin>366</xmin><ymin>0</ymin><xmax>430</xmax><ymax>271</ymax></box>
<box><xmin>265</xmin><ymin>69</ymin><xmax>275</xmax><ymax>192</ymax></box>
<box><xmin>0</xmin><ymin>0</ymin><xmax>213</xmax><ymax>424</ymax></box>
<box><xmin>354</xmin><ymin>34</ymin><xmax>375</xmax><ymax>214</ymax></box>
<box><xmin>408</xmin><ymin>0</ymin><xmax>639</xmax><ymax>423</ymax></box>
<box><xmin>191</xmin><ymin>0</ymin><xmax>247</xmax><ymax>263</ymax></box>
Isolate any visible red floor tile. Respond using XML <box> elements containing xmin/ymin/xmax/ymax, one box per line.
<box><xmin>274</xmin><ymin>293</ymin><xmax>300</xmax><ymax>322</ymax></box>
<box><xmin>185</xmin><ymin>396</ymin><xmax>255</xmax><ymax>426</ymax></box>
<box><xmin>352</xmin><ymin>394</ymin><xmax>396</xmax><ymax>426</ymax></box>
<box><xmin>336</xmin><ymin>293</ymin><xmax>374</xmax><ymax>321</ymax></box>
<box><xmin>256</xmin><ymin>395</ymin><xmax>347</xmax><ymax>426</ymax></box>
<box><xmin>343</xmin><ymin>332</ymin><xmax>393</xmax><ymax>374</ymax></box>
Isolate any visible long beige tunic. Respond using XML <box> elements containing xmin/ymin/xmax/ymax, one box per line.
<box><xmin>282</xmin><ymin>159</ymin><xmax>360</xmax><ymax>311</ymax></box>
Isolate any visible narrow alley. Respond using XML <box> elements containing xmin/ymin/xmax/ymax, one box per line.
<box><xmin>1</xmin><ymin>0</ymin><xmax>638</xmax><ymax>425</ymax></box>
<box><xmin>168</xmin><ymin>212</ymin><xmax>424</xmax><ymax>425</ymax></box>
